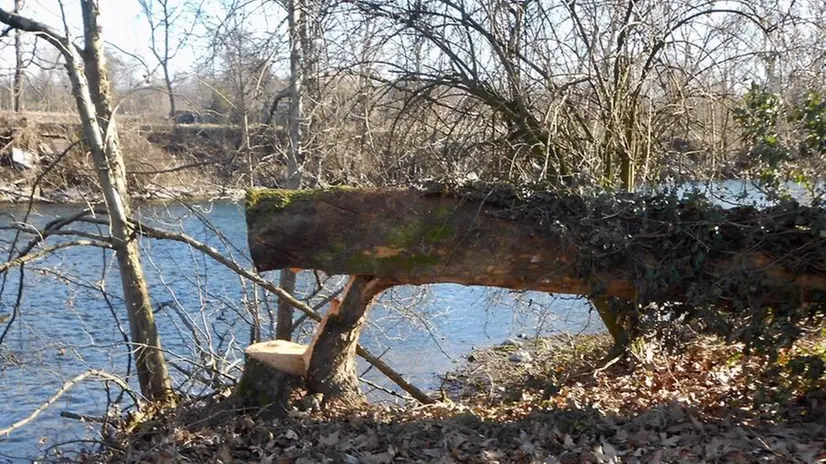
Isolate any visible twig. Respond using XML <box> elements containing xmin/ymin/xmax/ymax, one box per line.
<box><xmin>59</xmin><ymin>411</ymin><xmax>107</xmax><ymax>423</ymax></box>
<box><xmin>359</xmin><ymin>377</ymin><xmax>412</xmax><ymax>401</ymax></box>
<box><xmin>0</xmin><ymin>240</ymin><xmax>113</xmax><ymax>274</ymax></box>
<box><xmin>0</xmin><ymin>370</ymin><xmax>138</xmax><ymax>438</ymax></box>
<box><xmin>360</xmin><ymin>347</ymin><xmax>390</xmax><ymax>377</ymax></box>
<box><xmin>593</xmin><ymin>353</ymin><xmax>623</xmax><ymax>376</ymax></box>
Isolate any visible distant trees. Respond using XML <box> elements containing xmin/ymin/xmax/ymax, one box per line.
<box><xmin>336</xmin><ymin>0</ymin><xmax>787</xmax><ymax>190</ymax></box>
<box><xmin>138</xmin><ymin>0</ymin><xmax>201</xmax><ymax>118</ymax></box>
<box><xmin>2</xmin><ymin>0</ymin><xmax>824</xmax><ymax>190</ymax></box>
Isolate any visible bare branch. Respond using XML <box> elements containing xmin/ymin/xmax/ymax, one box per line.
<box><xmin>0</xmin><ymin>370</ymin><xmax>137</xmax><ymax>439</ymax></box>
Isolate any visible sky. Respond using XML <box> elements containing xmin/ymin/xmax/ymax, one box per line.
<box><xmin>3</xmin><ymin>0</ymin><xmax>150</xmax><ymax>55</ymax></box>
<box><xmin>0</xmin><ymin>0</ymin><xmax>284</xmax><ymax>83</ymax></box>
<box><xmin>0</xmin><ymin>0</ymin><xmax>170</xmax><ymax>80</ymax></box>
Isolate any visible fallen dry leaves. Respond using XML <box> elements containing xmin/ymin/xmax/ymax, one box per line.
<box><xmin>90</xmin><ymin>330</ymin><xmax>824</xmax><ymax>463</ymax></box>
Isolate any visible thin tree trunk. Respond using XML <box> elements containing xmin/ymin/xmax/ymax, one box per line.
<box><xmin>276</xmin><ymin>0</ymin><xmax>306</xmax><ymax>341</ymax></box>
<box><xmin>590</xmin><ymin>296</ymin><xmax>637</xmax><ymax>353</ymax></box>
<box><xmin>620</xmin><ymin>152</ymin><xmax>634</xmax><ymax>192</ymax></box>
<box><xmin>285</xmin><ymin>0</ymin><xmax>304</xmax><ymax>187</ymax></box>
<box><xmin>276</xmin><ymin>268</ymin><xmax>296</xmax><ymax>340</ymax></box>
<box><xmin>161</xmin><ymin>0</ymin><xmax>175</xmax><ymax>117</ymax></box>
<box><xmin>12</xmin><ymin>0</ymin><xmax>23</xmax><ymax>112</ymax></box>
<box><xmin>80</xmin><ymin>0</ymin><xmax>173</xmax><ymax>403</ymax></box>
<box><xmin>163</xmin><ymin>63</ymin><xmax>176</xmax><ymax>117</ymax></box>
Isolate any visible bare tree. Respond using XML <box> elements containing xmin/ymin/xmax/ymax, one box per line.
<box><xmin>12</xmin><ymin>0</ymin><xmax>23</xmax><ymax>111</ymax></box>
<box><xmin>0</xmin><ymin>1</ymin><xmax>174</xmax><ymax>403</ymax></box>
<box><xmin>272</xmin><ymin>0</ymin><xmax>311</xmax><ymax>340</ymax></box>
<box><xmin>138</xmin><ymin>0</ymin><xmax>200</xmax><ymax>117</ymax></box>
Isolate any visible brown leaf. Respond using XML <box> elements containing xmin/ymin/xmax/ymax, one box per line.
<box><xmin>217</xmin><ymin>445</ymin><xmax>233</xmax><ymax>464</ymax></box>
<box><xmin>319</xmin><ymin>431</ymin><xmax>340</xmax><ymax>447</ymax></box>
<box><xmin>361</xmin><ymin>451</ymin><xmax>394</xmax><ymax>464</ymax></box>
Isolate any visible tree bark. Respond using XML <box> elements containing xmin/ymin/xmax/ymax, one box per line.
<box><xmin>160</xmin><ymin>0</ymin><xmax>176</xmax><ymax>117</ymax></box>
<box><xmin>80</xmin><ymin>0</ymin><xmax>172</xmax><ymax>403</ymax></box>
<box><xmin>163</xmin><ymin>62</ymin><xmax>176</xmax><ymax>118</ymax></box>
<box><xmin>285</xmin><ymin>0</ymin><xmax>304</xmax><ymax>187</ymax></box>
<box><xmin>12</xmin><ymin>0</ymin><xmax>23</xmax><ymax>112</ymax></box>
<box><xmin>0</xmin><ymin>3</ymin><xmax>174</xmax><ymax>403</ymax></box>
<box><xmin>235</xmin><ymin>355</ymin><xmax>302</xmax><ymax>418</ymax></box>
<box><xmin>275</xmin><ymin>0</ymin><xmax>307</xmax><ymax>343</ymax></box>
<box><xmin>246</xmin><ymin>187</ymin><xmax>826</xmax><ymax>306</ymax></box>
<box><xmin>305</xmin><ymin>276</ymin><xmax>390</xmax><ymax>406</ymax></box>
<box><xmin>276</xmin><ymin>268</ymin><xmax>296</xmax><ymax>340</ymax></box>
<box><xmin>590</xmin><ymin>296</ymin><xmax>638</xmax><ymax>353</ymax></box>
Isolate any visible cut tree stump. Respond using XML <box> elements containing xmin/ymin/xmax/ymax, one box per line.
<box><xmin>235</xmin><ymin>345</ymin><xmax>305</xmax><ymax>418</ymax></box>
<box><xmin>235</xmin><ymin>278</ymin><xmax>391</xmax><ymax>408</ymax></box>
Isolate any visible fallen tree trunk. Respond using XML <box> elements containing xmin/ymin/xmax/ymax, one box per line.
<box><xmin>245</xmin><ymin>185</ymin><xmax>826</xmax><ymax>404</ymax></box>
<box><xmin>246</xmin><ymin>186</ymin><xmax>826</xmax><ymax>305</ymax></box>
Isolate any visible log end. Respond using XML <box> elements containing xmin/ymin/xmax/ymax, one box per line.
<box><xmin>245</xmin><ymin>340</ymin><xmax>310</xmax><ymax>377</ymax></box>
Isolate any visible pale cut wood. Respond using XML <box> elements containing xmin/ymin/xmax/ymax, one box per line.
<box><xmin>245</xmin><ymin>340</ymin><xmax>310</xmax><ymax>376</ymax></box>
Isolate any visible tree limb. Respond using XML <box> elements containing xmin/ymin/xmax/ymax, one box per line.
<box><xmin>0</xmin><ymin>370</ymin><xmax>137</xmax><ymax>439</ymax></box>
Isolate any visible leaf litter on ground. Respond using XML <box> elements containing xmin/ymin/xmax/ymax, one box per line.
<box><xmin>81</xmin><ymin>329</ymin><xmax>825</xmax><ymax>463</ymax></box>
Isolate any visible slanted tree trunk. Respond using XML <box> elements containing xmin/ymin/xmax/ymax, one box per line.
<box><xmin>0</xmin><ymin>3</ymin><xmax>174</xmax><ymax>403</ymax></box>
<box><xmin>306</xmin><ymin>276</ymin><xmax>390</xmax><ymax>406</ymax></box>
<box><xmin>80</xmin><ymin>1</ymin><xmax>172</xmax><ymax>403</ymax></box>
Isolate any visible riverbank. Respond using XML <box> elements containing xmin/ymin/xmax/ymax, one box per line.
<box><xmin>0</xmin><ymin>183</ymin><xmax>247</xmax><ymax>205</ymax></box>
<box><xmin>0</xmin><ymin>112</ymin><xmax>274</xmax><ymax>205</ymax></box>
<box><xmin>83</xmin><ymin>329</ymin><xmax>825</xmax><ymax>463</ymax></box>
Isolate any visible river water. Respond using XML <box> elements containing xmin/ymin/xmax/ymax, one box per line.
<box><xmin>0</xmin><ymin>179</ymin><xmax>818</xmax><ymax>461</ymax></box>
<box><xmin>0</xmin><ymin>199</ymin><xmax>602</xmax><ymax>462</ymax></box>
